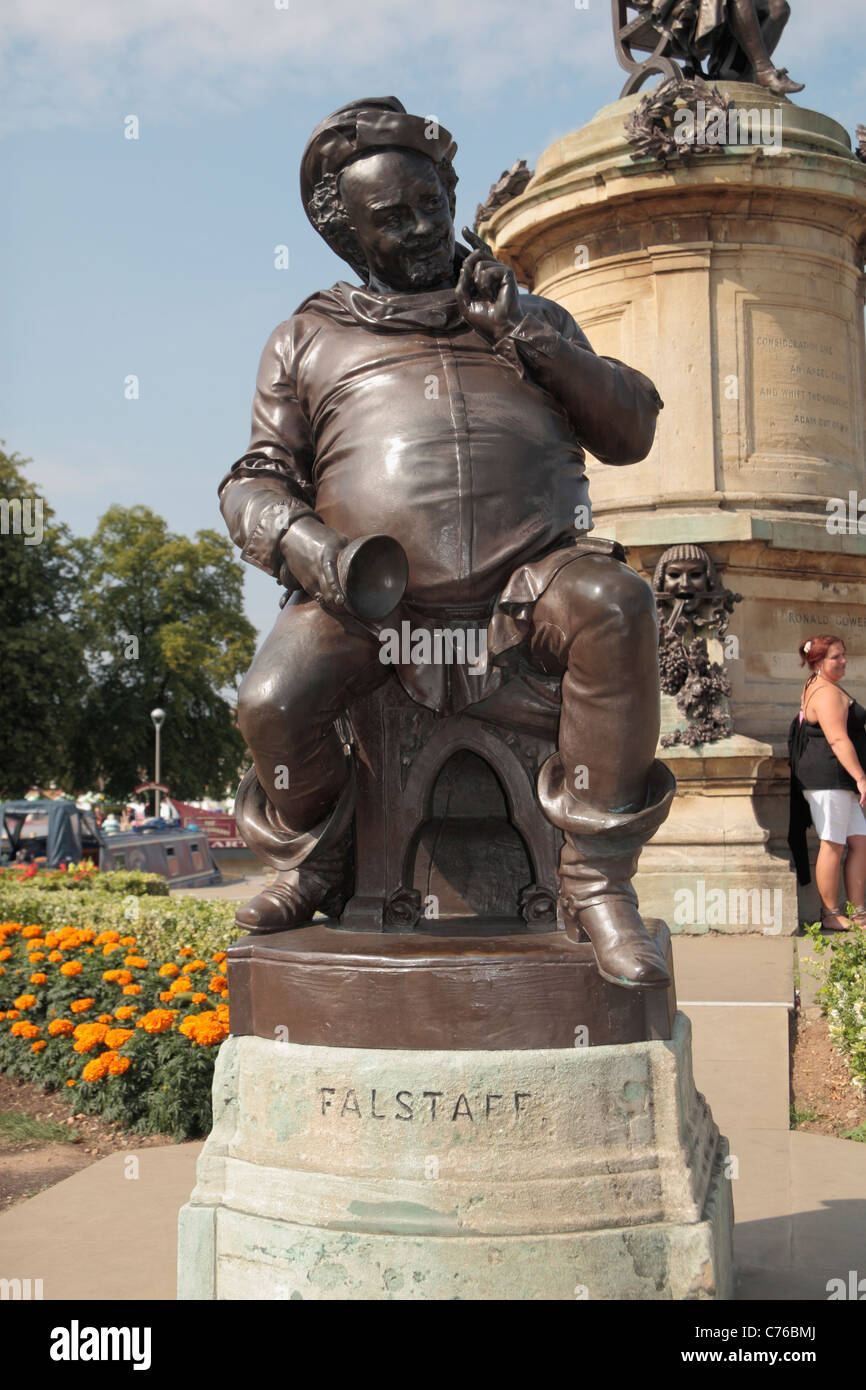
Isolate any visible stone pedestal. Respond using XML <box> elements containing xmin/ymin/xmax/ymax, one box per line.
<box><xmin>178</xmin><ymin>1011</ymin><xmax>733</xmax><ymax>1300</ymax></box>
<box><xmin>178</xmin><ymin>922</ymin><xmax>733</xmax><ymax>1299</ymax></box>
<box><xmin>483</xmin><ymin>86</ymin><xmax>866</xmax><ymax>931</ymax></box>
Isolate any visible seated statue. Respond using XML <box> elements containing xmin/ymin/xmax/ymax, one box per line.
<box><xmin>219</xmin><ymin>97</ymin><xmax>676</xmax><ymax>991</ymax></box>
<box><xmin>629</xmin><ymin>0</ymin><xmax>804</xmax><ymax>93</ymax></box>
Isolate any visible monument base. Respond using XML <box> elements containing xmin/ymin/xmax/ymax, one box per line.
<box><xmin>178</xmin><ymin>1011</ymin><xmax>734</xmax><ymax>1300</ymax></box>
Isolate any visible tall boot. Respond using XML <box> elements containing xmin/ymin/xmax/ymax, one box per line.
<box><xmin>233</xmin><ymin>761</ymin><xmax>355</xmax><ymax>934</ymax></box>
<box><xmin>538</xmin><ymin>753</ymin><xmax>676</xmax><ymax>990</ymax></box>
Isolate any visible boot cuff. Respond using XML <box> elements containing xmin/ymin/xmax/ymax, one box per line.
<box><xmin>234</xmin><ymin>759</ymin><xmax>355</xmax><ymax>869</ymax></box>
<box><xmin>538</xmin><ymin>754</ymin><xmax>676</xmax><ymax>854</ymax></box>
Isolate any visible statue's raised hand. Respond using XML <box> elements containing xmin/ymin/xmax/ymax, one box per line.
<box><xmin>455</xmin><ymin>227</ymin><xmax>522</xmax><ymax>344</ymax></box>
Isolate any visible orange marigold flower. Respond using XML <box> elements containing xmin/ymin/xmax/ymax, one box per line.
<box><xmin>48</xmin><ymin>1019</ymin><xmax>74</xmax><ymax>1036</ymax></box>
<box><xmin>102</xmin><ymin>970</ymin><xmax>119</xmax><ymax>982</ymax></box>
<box><xmin>178</xmin><ymin>947</ymin><xmax>194</xmax><ymax>956</ymax></box>
<box><xmin>124</xmin><ymin>956</ymin><xmax>149</xmax><ymax>969</ymax></box>
<box><xmin>158</xmin><ymin>991</ymin><xmax>173</xmax><ymax>1002</ymax></box>
<box><xmin>31</xmin><ymin>1039</ymin><xmax>47</xmax><ymax>1052</ymax></box>
<box><xmin>158</xmin><ymin>963</ymin><xmax>179</xmax><ymax>977</ymax></box>
<box><xmin>28</xmin><ymin>950</ymin><xmax>46</xmax><ymax>962</ymax></box>
<box><xmin>190</xmin><ymin>992</ymin><xmax>207</xmax><ymax>1004</ymax></box>
<box><xmin>208</xmin><ymin>975</ymin><xmax>227</xmax><ymax>993</ymax></box>
<box><xmin>122</xmin><ymin>984</ymin><xmax>142</xmax><ymax>996</ymax></box>
<box><xmin>73</xmin><ymin>1022</ymin><xmax>109</xmax><ymax>1053</ymax></box>
<box><xmin>67</xmin><ymin>1079</ymin><xmax>76</xmax><ymax>1087</ymax></box>
<box><xmin>114</xmin><ymin>1006</ymin><xmax>137</xmax><ymax>1020</ymax></box>
<box><xmin>104</xmin><ymin>1027</ymin><xmax>134</xmax><ymax>1049</ymax></box>
<box><xmin>11</xmin><ymin>1021</ymin><xmax>40</xmax><ymax>1039</ymax></box>
<box><xmin>82</xmin><ymin>1054</ymin><xmax>111</xmax><ymax>1082</ymax></box>
<box><xmin>14</xmin><ymin>994</ymin><xmax>37</xmax><ymax>1009</ymax></box>
<box><xmin>98</xmin><ymin>1014</ymin><xmax>114</xmax><ymax>1024</ymax></box>
<box><xmin>216</xmin><ymin>1004</ymin><xmax>230</xmax><ymax>1022</ymax></box>
<box><xmin>70</xmin><ymin>998</ymin><xmax>94</xmax><ymax>1014</ymax></box>
<box><xmin>169</xmin><ymin>976</ymin><xmax>193</xmax><ymax>993</ymax></box>
<box><xmin>95</xmin><ymin>931</ymin><xmax>121</xmax><ymax>945</ymax></box>
<box><xmin>136</xmin><ymin>1009</ymin><xmax>176</xmax><ymax>1034</ymax></box>
<box><xmin>0</xmin><ymin>948</ymin><xmax>12</xmax><ymax>961</ymax></box>
<box><xmin>78</xmin><ymin>929</ymin><xmax>97</xmax><ymax>943</ymax></box>
<box><xmin>0</xmin><ymin>967</ymin><xmax>5</xmax><ymax>976</ymax></box>
<box><xmin>102</xmin><ymin>942</ymin><xmax>123</xmax><ymax>956</ymax></box>
<box><xmin>119</xmin><ymin>936</ymin><xmax>137</xmax><ymax>947</ymax></box>
<box><xmin>47</xmin><ymin>950</ymin><xmax>63</xmax><ymax>963</ymax></box>
<box><xmin>29</xmin><ymin>973</ymin><xmax>48</xmax><ymax>985</ymax></box>
<box><xmin>212</xmin><ymin>951</ymin><xmax>227</xmax><ymax>964</ymax></box>
<box><xmin>84</xmin><ymin>948</ymin><xmax>95</xmax><ymax>955</ymax></box>
<box><xmin>179</xmin><ymin>1010</ymin><xmax>228</xmax><ymax>1046</ymax></box>
<box><xmin>60</xmin><ymin>961</ymin><xmax>83</xmax><ymax>977</ymax></box>
<box><xmin>21</xmin><ymin>925</ymin><xmax>44</xmax><ymax>939</ymax></box>
<box><xmin>6</xmin><ymin>1009</ymin><xmax>20</xmax><ymax>1020</ymax></box>
<box><xmin>186</xmin><ymin>959</ymin><xmax>207</xmax><ymax>972</ymax></box>
<box><xmin>106</xmin><ymin>1052</ymin><xmax>131</xmax><ymax>1075</ymax></box>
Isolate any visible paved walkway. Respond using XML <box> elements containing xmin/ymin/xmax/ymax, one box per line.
<box><xmin>1</xmin><ymin>934</ymin><xmax>863</xmax><ymax>1300</ymax></box>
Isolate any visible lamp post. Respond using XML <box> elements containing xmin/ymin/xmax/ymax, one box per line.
<box><xmin>150</xmin><ymin>708</ymin><xmax>166</xmax><ymax>818</ymax></box>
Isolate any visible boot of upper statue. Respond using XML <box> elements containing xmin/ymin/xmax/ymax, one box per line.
<box><xmin>235</xmin><ymin>835</ymin><xmax>352</xmax><ymax>933</ymax></box>
<box><xmin>561</xmin><ymin>890</ymin><xmax>671</xmax><ymax>990</ymax></box>
<box><xmin>755</xmin><ymin>66</ymin><xmax>804</xmax><ymax>94</ymax></box>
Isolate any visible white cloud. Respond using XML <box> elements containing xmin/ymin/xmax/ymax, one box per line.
<box><xmin>0</xmin><ymin>0</ymin><xmax>612</xmax><ymax>133</ymax></box>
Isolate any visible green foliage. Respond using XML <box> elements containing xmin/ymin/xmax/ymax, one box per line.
<box><xmin>0</xmin><ymin>867</ymin><xmax>169</xmax><ymax>896</ymax></box>
<box><xmin>0</xmin><ymin>449</ymin><xmax>256</xmax><ymax>803</ymax></box>
<box><xmin>804</xmin><ymin>921</ymin><xmax>866</xmax><ymax>1091</ymax></box>
<box><xmin>0</xmin><ymin>883</ymin><xmax>237</xmax><ymax>956</ymax></box>
<box><xmin>71</xmin><ymin>504</ymin><xmax>256</xmax><ymax>801</ymax></box>
<box><xmin>0</xmin><ymin>448</ymin><xmax>89</xmax><ymax>797</ymax></box>
<box><xmin>790</xmin><ymin>1103</ymin><xmax>822</xmax><ymax>1129</ymax></box>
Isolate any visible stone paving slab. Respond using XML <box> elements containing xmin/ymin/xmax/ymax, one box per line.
<box><xmin>0</xmin><ymin>1145</ymin><xmax>202</xmax><ymax>1301</ymax></box>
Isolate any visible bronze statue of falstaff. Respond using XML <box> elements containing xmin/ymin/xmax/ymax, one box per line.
<box><xmin>219</xmin><ymin>97</ymin><xmax>676</xmax><ymax>990</ymax></box>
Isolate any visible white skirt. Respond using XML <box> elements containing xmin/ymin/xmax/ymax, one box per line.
<box><xmin>804</xmin><ymin>788</ymin><xmax>866</xmax><ymax>845</ymax></box>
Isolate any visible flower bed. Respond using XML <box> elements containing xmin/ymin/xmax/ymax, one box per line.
<box><xmin>805</xmin><ymin>922</ymin><xmax>866</xmax><ymax>1092</ymax></box>
<box><xmin>0</xmin><ymin>917</ymin><xmax>234</xmax><ymax>1140</ymax></box>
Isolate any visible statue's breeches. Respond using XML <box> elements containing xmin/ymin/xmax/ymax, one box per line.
<box><xmin>237</xmin><ymin>550</ymin><xmax>662</xmax><ymax>853</ymax></box>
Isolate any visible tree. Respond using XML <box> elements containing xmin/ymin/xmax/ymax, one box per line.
<box><xmin>0</xmin><ymin>448</ymin><xmax>89</xmax><ymax>797</ymax></box>
<box><xmin>71</xmin><ymin>506</ymin><xmax>257</xmax><ymax>802</ymax></box>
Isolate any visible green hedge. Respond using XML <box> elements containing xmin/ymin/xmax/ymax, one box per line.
<box><xmin>805</xmin><ymin>921</ymin><xmax>866</xmax><ymax>1093</ymax></box>
<box><xmin>0</xmin><ymin>883</ymin><xmax>237</xmax><ymax>959</ymax></box>
<box><xmin>0</xmin><ymin>868</ymin><xmax>169</xmax><ymax>896</ymax></box>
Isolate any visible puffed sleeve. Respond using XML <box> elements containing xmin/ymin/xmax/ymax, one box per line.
<box><xmin>218</xmin><ymin>318</ymin><xmax>318</xmax><ymax>582</ymax></box>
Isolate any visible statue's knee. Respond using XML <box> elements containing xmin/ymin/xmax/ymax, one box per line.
<box><xmin>237</xmin><ymin>676</ymin><xmax>298</xmax><ymax>748</ymax></box>
<box><xmin>767</xmin><ymin>0</ymin><xmax>790</xmax><ymax>20</ymax></box>
<box><xmin>557</xmin><ymin>555</ymin><xmax>654</xmax><ymax>634</ymax></box>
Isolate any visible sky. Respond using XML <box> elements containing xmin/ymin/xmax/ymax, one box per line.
<box><xmin>1</xmin><ymin>0</ymin><xmax>863</xmax><ymax>643</ymax></box>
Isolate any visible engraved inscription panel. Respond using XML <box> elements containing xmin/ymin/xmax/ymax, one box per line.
<box><xmin>744</xmin><ymin>599</ymin><xmax>866</xmax><ymax>685</ymax></box>
<box><xmin>748</xmin><ymin>305</ymin><xmax>854</xmax><ymax>468</ymax></box>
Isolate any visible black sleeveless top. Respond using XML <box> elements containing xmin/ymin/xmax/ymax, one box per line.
<box><xmin>790</xmin><ymin>689</ymin><xmax>866</xmax><ymax>792</ymax></box>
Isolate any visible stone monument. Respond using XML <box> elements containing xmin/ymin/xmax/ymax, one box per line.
<box><xmin>481</xmin><ymin>8</ymin><xmax>866</xmax><ymax>934</ymax></box>
<box><xmin>177</xmin><ymin>93</ymin><xmax>734</xmax><ymax>1300</ymax></box>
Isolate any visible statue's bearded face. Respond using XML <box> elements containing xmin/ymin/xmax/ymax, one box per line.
<box><xmin>339</xmin><ymin>148</ymin><xmax>455</xmax><ymax>292</ymax></box>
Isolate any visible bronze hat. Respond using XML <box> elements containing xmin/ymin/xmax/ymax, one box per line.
<box><xmin>299</xmin><ymin>96</ymin><xmax>457</xmax><ymax>230</ymax></box>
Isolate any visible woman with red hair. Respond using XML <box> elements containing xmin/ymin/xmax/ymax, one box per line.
<box><xmin>788</xmin><ymin>635</ymin><xmax>866</xmax><ymax>930</ymax></box>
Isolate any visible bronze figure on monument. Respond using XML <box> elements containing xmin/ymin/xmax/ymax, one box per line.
<box><xmin>221</xmin><ymin>96</ymin><xmax>677</xmax><ymax>993</ymax></box>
